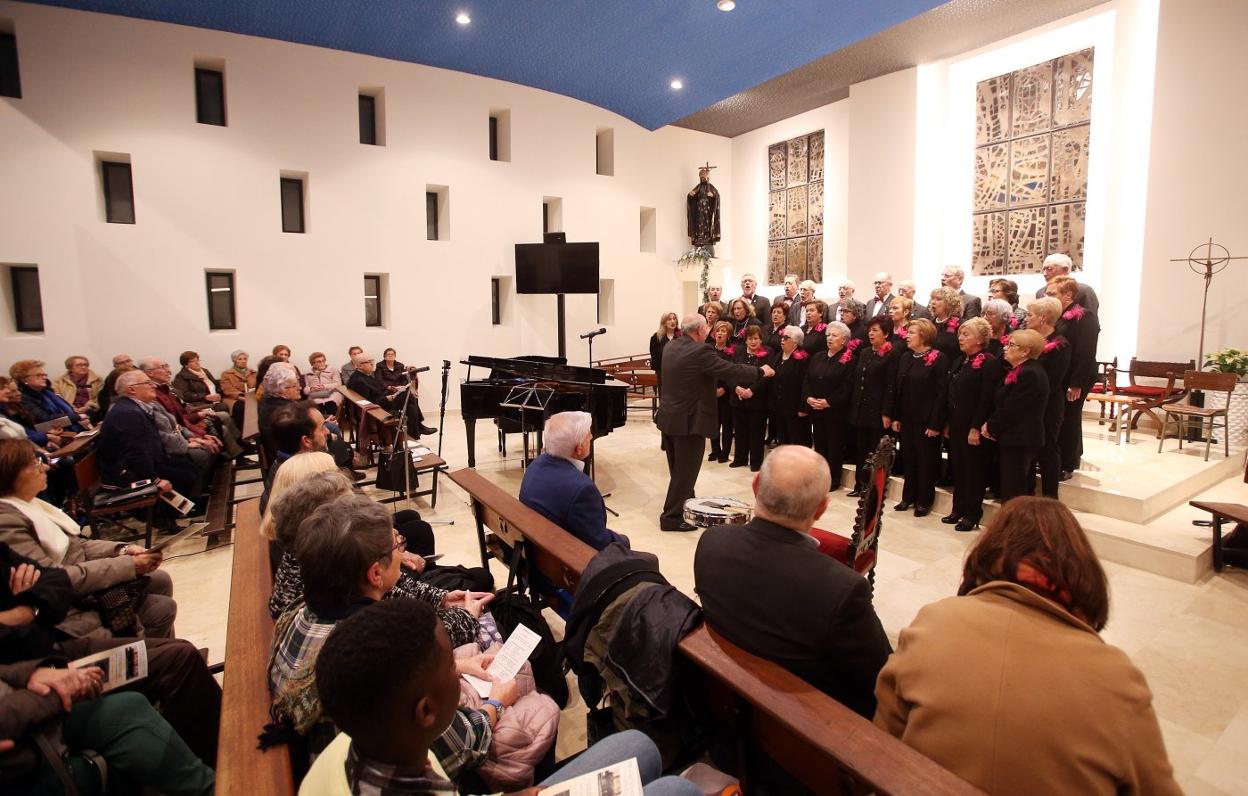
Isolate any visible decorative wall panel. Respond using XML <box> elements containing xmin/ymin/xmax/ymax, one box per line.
<box><xmin>972</xmin><ymin>48</ymin><xmax>1093</xmax><ymax>275</ymax></box>
<box><xmin>766</xmin><ymin>129</ymin><xmax>824</xmax><ymax>283</ymax></box>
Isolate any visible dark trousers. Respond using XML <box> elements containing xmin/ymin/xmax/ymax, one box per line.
<box><xmin>1060</xmin><ymin>392</ymin><xmax>1088</xmax><ymax>472</ymax></box>
<box><xmin>1037</xmin><ymin>399</ymin><xmax>1064</xmax><ymax>498</ymax></box>
<box><xmin>898</xmin><ymin>419</ymin><xmax>940</xmax><ymax>508</ymax></box>
<box><xmin>854</xmin><ymin>425</ymin><xmax>886</xmax><ymax>490</ymax></box>
<box><xmin>811</xmin><ymin>412</ymin><xmax>849</xmax><ymax>488</ymax></box>
<box><xmin>710</xmin><ymin>395</ymin><xmax>734</xmax><ymax>459</ymax></box>
<box><xmin>949</xmin><ymin>426</ymin><xmax>987</xmax><ymax>521</ymax></box>
<box><xmin>660</xmin><ymin>433</ymin><xmax>706</xmax><ymax>528</ymax></box>
<box><xmin>999</xmin><ymin>444</ymin><xmax>1040</xmax><ymax>503</ymax></box>
<box><xmin>731</xmin><ymin>406</ymin><xmax>767</xmax><ymax>469</ymax></box>
<box><xmin>778</xmin><ymin>412</ymin><xmax>811</xmax><ymax>446</ymax></box>
<box><xmin>61</xmin><ymin>636</ymin><xmax>222</xmax><ymax>767</ymax></box>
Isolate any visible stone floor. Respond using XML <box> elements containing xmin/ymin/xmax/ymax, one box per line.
<box><xmin>162</xmin><ymin>410</ymin><xmax>1248</xmax><ymax>794</ymax></box>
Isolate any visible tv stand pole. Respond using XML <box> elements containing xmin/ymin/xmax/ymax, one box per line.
<box><xmin>556</xmin><ymin>293</ymin><xmax>566</xmax><ymax>359</ymax></box>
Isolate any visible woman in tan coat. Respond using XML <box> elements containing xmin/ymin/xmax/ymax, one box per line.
<box><xmin>875</xmin><ymin>497</ymin><xmax>1180</xmax><ymax>796</ymax></box>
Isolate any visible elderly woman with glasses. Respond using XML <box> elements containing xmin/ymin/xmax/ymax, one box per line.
<box><xmin>802</xmin><ymin>321</ymin><xmax>857</xmax><ymax>490</ymax></box>
<box><xmin>981</xmin><ymin>329</ymin><xmax>1050</xmax><ymax>502</ymax></box>
<box><xmin>838</xmin><ymin>297</ymin><xmax>868</xmax><ymax>342</ymax></box>
<box><xmin>51</xmin><ymin>355</ymin><xmax>103</xmax><ymax>421</ymax></box>
<box><xmin>10</xmin><ymin>359</ymin><xmax>86</xmax><ymax>436</ymax></box>
<box><xmin>770</xmin><ymin>325</ymin><xmax>811</xmax><ymax>446</ymax></box>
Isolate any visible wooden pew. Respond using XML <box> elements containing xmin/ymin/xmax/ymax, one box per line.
<box><xmin>216</xmin><ymin>498</ymin><xmax>293</xmax><ymax>795</ymax></box>
<box><xmin>447</xmin><ymin>467</ymin><xmax>985</xmax><ymax>796</ymax></box>
<box><xmin>593</xmin><ymin>354</ymin><xmax>659</xmax><ymax>417</ymax></box>
<box><xmin>336</xmin><ymin>384</ymin><xmax>398</xmax><ymax>458</ymax></box>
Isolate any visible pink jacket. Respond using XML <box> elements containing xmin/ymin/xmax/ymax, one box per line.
<box><xmin>454</xmin><ymin>642</ymin><xmax>560</xmax><ymax>791</ymax></box>
<box><xmin>303</xmin><ymin>368</ymin><xmax>343</xmax><ymax>403</ymax></box>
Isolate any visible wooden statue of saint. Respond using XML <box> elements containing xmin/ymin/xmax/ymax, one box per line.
<box><xmin>687</xmin><ymin>164</ymin><xmax>721</xmax><ymax>252</ymax></box>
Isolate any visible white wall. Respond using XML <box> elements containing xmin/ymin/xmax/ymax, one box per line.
<box><xmin>0</xmin><ymin>1</ymin><xmax>730</xmax><ymax>402</ymax></box>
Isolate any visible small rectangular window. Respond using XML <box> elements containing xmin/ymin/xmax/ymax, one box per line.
<box><xmin>488</xmin><ymin>109</ymin><xmax>510</xmax><ymax>162</ymax></box>
<box><xmin>596</xmin><ymin>128</ymin><xmax>614</xmax><ymax>176</ymax></box>
<box><xmin>101</xmin><ymin>161</ymin><xmax>135</xmax><ymax>224</ymax></box>
<box><xmin>359</xmin><ymin>94</ymin><xmax>377</xmax><ymax>145</ymax></box>
<box><xmin>9</xmin><ymin>266</ymin><xmax>43</xmax><ymax>332</ymax></box>
<box><xmin>488</xmin><ymin>116</ymin><xmax>499</xmax><ymax>161</ymax></box>
<box><xmin>205</xmin><ymin>271</ymin><xmax>236</xmax><ymax>330</ymax></box>
<box><xmin>281</xmin><ymin>177</ymin><xmax>305</xmax><ymax>233</ymax></box>
<box><xmin>491</xmin><ymin>277</ymin><xmax>501</xmax><ymax>325</ymax></box>
<box><xmin>364</xmin><ymin>274</ymin><xmax>383</xmax><ymax>327</ymax></box>
<box><xmin>542</xmin><ymin>196</ymin><xmax>562</xmax><ymax>235</ymax></box>
<box><xmin>640</xmin><ymin>206</ymin><xmax>657</xmax><ymax>253</ymax></box>
<box><xmin>195</xmin><ymin>67</ymin><xmax>226</xmax><ymax>126</ymax></box>
<box><xmin>426</xmin><ymin>192</ymin><xmax>438</xmax><ymax>241</ymax></box>
<box><xmin>0</xmin><ymin>31</ymin><xmax>20</xmax><ymax>99</ymax></box>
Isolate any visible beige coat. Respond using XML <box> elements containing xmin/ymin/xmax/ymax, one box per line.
<box><xmin>0</xmin><ymin>503</ymin><xmax>134</xmax><ymax>638</ymax></box>
<box><xmin>875</xmin><ymin>581</ymin><xmax>1181</xmax><ymax>796</ymax></box>
<box><xmin>51</xmin><ymin>370</ymin><xmax>103</xmax><ymax>413</ymax></box>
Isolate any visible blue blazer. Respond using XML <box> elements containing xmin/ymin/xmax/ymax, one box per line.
<box><xmin>97</xmin><ymin>397</ymin><xmax>167</xmax><ymax>488</ymax></box>
<box><xmin>519</xmin><ymin>453</ymin><xmax>626</xmax><ymax>551</ymax></box>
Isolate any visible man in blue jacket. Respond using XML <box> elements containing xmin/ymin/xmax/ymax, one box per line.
<box><xmin>97</xmin><ymin>370</ymin><xmax>198</xmax><ymax>499</ymax></box>
<box><xmin>519</xmin><ymin>411</ymin><xmax>627</xmax><ymax>551</ymax></box>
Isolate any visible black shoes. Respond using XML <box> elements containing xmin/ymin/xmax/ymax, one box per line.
<box><xmin>708</xmin><ymin>451</ymin><xmax>720</xmax><ymax>462</ymax></box>
<box><xmin>418</xmin><ymin>424</ymin><xmax>437</xmax><ymax>436</ymax></box>
<box><xmin>955</xmin><ymin>518</ymin><xmax>981</xmax><ymax>532</ymax></box>
<box><xmin>893</xmin><ymin>501</ymin><xmax>913</xmax><ymax>511</ymax></box>
<box><xmin>913</xmin><ymin>506</ymin><xmax>931</xmax><ymax>518</ymax></box>
<box><xmin>847</xmin><ymin>488</ymin><xmax>865</xmax><ymax>498</ymax></box>
<box><xmin>729</xmin><ymin>461</ymin><xmax>749</xmax><ymax>468</ymax></box>
<box><xmin>941</xmin><ymin>513</ymin><xmax>962</xmax><ymax>525</ymax></box>
<box><xmin>662</xmin><ymin>522</ymin><xmax>699</xmax><ymax>532</ymax></box>
<box><xmin>1059</xmin><ymin>470</ymin><xmax>1074</xmax><ymax>481</ymax></box>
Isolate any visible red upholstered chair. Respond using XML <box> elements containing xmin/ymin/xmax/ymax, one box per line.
<box><xmin>1118</xmin><ymin>358</ymin><xmax>1193</xmax><ymax>433</ymax></box>
<box><xmin>809</xmin><ymin>436</ymin><xmax>897</xmax><ymax>596</ymax></box>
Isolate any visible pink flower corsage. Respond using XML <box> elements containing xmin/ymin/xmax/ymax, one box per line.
<box><xmin>1043</xmin><ymin>339</ymin><xmax>1064</xmax><ymax>354</ymax></box>
<box><xmin>735</xmin><ymin>327</ymin><xmax>746</xmax><ymax>339</ymax></box>
<box><xmin>999</xmin><ymin>334</ymin><xmax>1010</xmax><ymax>346</ymax></box>
<box><xmin>793</xmin><ymin>349</ymin><xmax>809</xmax><ymax>360</ymax></box>
<box><xmin>725</xmin><ymin>345</ymin><xmax>737</xmax><ymax>356</ymax></box>
<box><xmin>814</xmin><ymin>322</ymin><xmax>827</xmax><ymax>332</ymax></box>
<box><xmin>877</xmin><ymin>342</ymin><xmax>893</xmax><ymax>357</ymax></box>
<box><xmin>945</xmin><ymin>316</ymin><xmax>961</xmax><ymax>333</ymax></box>
<box><xmin>971</xmin><ymin>353</ymin><xmax>986</xmax><ymax>370</ymax></box>
<box><xmin>897</xmin><ymin>327</ymin><xmax>909</xmax><ymax>340</ymax></box>
<box><xmin>923</xmin><ymin>350</ymin><xmax>939</xmax><ymax>367</ymax></box>
<box><xmin>1005</xmin><ymin>365</ymin><xmax>1021</xmax><ymax>385</ymax></box>
<box><xmin>1062</xmin><ymin>305</ymin><xmax>1084</xmax><ymax>321</ymax></box>
<box><xmin>839</xmin><ymin>338</ymin><xmax>862</xmax><ymax>364</ymax></box>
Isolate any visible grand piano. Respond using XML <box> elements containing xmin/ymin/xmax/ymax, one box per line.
<box><xmin>459</xmin><ymin>355</ymin><xmax>628</xmax><ymax>468</ymax></box>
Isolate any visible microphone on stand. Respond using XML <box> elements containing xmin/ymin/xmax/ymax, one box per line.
<box><xmin>580</xmin><ymin>327</ymin><xmax>607</xmax><ymax>339</ymax></box>
<box><xmin>407</xmin><ymin>365</ymin><xmax>431</xmax><ymax>375</ymax></box>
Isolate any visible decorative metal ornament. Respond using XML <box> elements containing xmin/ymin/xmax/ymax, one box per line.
<box><xmin>766</xmin><ymin>129</ymin><xmax>824</xmax><ymax>284</ymax></box>
<box><xmin>1171</xmin><ymin>238</ymin><xmax>1248</xmax><ymax>369</ymax></box>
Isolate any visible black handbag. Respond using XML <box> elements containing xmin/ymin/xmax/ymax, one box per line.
<box><xmin>375</xmin><ymin>450</ymin><xmax>419</xmax><ymax>493</ymax></box>
<box><xmin>76</xmin><ymin>576</ymin><xmax>149</xmax><ymax>636</ymax></box>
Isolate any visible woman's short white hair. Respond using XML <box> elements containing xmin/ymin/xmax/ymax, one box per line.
<box><xmin>544</xmin><ymin>411</ymin><xmax>592</xmax><ymax>458</ymax></box>
<box><xmin>783</xmin><ymin>325</ymin><xmax>804</xmax><ymax>345</ymax></box>
<box><xmin>263</xmin><ymin>362</ymin><xmax>298</xmax><ymax>394</ymax></box>
<box><xmin>982</xmin><ymin>299</ymin><xmax>1012</xmax><ymax>323</ymax></box>
<box><xmin>799</xmin><ymin>279</ymin><xmax>816</xmax><ymax>291</ymax></box>
<box><xmin>230</xmin><ymin>349</ymin><xmax>248</xmax><ymax>361</ymax></box>
<box><xmin>825</xmin><ymin>321</ymin><xmax>851</xmax><ymax>342</ymax></box>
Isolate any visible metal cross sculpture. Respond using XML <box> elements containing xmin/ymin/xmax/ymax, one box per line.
<box><xmin>1171</xmin><ymin>238</ymin><xmax>1247</xmax><ymax>368</ymax></box>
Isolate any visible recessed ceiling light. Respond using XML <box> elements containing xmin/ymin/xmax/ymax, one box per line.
<box><xmin>716</xmin><ymin>0</ymin><xmax>736</xmax><ymax>11</ymax></box>
<box><xmin>670</xmin><ymin>79</ymin><xmax>683</xmax><ymax>90</ymax></box>
<box><xmin>455</xmin><ymin>11</ymin><xmax>471</xmax><ymax>25</ymax></box>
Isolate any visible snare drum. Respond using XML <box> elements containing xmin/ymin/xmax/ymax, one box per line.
<box><xmin>683</xmin><ymin>496</ymin><xmax>754</xmax><ymax>528</ymax></box>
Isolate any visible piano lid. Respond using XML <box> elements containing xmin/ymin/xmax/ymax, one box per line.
<box><xmin>462</xmin><ymin>354</ymin><xmax>613</xmax><ymax>385</ymax></box>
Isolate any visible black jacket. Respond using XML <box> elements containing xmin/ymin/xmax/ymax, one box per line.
<box><xmin>849</xmin><ymin>344</ymin><xmax>899</xmax><ymax>429</ymax></box>
<box><xmin>932</xmin><ymin>317</ymin><xmax>962</xmax><ymax>361</ymax></box>
<box><xmin>769</xmin><ymin>350</ymin><xmax>810</xmax><ymax>416</ymax></box>
<box><xmin>0</xmin><ymin>544</ymin><xmax>73</xmax><ymax>664</ymax></box>
<box><xmin>1056</xmin><ymin>305</ymin><xmax>1101</xmax><ymax>390</ymax></box>
<box><xmin>1038</xmin><ymin>334</ymin><xmax>1073</xmax><ymax>434</ymax></box>
<box><xmin>649</xmin><ymin>333</ymin><xmax>675</xmax><ymax>380</ymax></box>
<box><xmin>656</xmin><ymin>336</ymin><xmax>760</xmax><ymax>438</ymax></box>
<box><xmin>694</xmin><ymin>518</ymin><xmax>892</xmax><ymax>718</ymax></box>
<box><xmin>934</xmin><ymin>351</ymin><xmax>1002</xmax><ymax>432</ymax></box>
<box><xmin>800</xmin><ymin>324</ymin><xmax>827</xmax><ymax>356</ymax></box>
<box><xmin>886</xmin><ymin>349</ymin><xmax>950</xmax><ymax>429</ymax></box>
<box><xmin>96</xmin><ymin>397</ymin><xmax>169</xmax><ymax>488</ymax></box>
<box><xmin>986</xmin><ymin>360</ymin><xmax>1050</xmax><ymax>448</ymax></box>
<box><xmin>801</xmin><ymin>348</ymin><xmax>856</xmax><ymax>415</ymax></box>
<box><xmin>729</xmin><ymin>345</ymin><xmax>773</xmax><ymax>410</ymax></box>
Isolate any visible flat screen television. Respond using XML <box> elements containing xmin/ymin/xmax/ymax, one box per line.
<box><xmin>515</xmin><ymin>242</ymin><xmax>599</xmax><ymax>294</ymax></box>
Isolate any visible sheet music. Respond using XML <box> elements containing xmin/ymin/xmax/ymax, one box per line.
<box><xmin>462</xmin><ymin>623</ymin><xmax>541</xmax><ymax>697</ymax></box>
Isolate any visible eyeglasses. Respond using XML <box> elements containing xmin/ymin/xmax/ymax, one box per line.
<box><xmin>377</xmin><ymin>532</ymin><xmax>407</xmax><ymax>560</ymax></box>
<box><xmin>1005</xmin><ymin>341</ymin><xmax>1022</xmax><ymax>349</ymax></box>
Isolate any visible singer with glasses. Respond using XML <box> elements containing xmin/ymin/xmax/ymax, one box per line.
<box><xmin>346</xmin><ymin>352</ymin><xmax>436</xmax><ymax>439</ymax></box>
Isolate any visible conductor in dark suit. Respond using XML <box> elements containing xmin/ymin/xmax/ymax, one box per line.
<box><xmin>694</xmin><ymin>445</ymin><xmax>892</xmax><ymax>717</ymax></box>
<box><xmin>656</xmin><ymin>313</ymin><xmax>773</xmax><ymax>531</ymax></box>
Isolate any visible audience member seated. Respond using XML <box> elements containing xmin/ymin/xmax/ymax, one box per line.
<box><xmin>11</xmin><ymin>359</ymin><xmax>86</xmax><ymax>435</ymax></box>
<box><xmin>151</xmin><ymin>390</ymin><xmax>218</xmax><ymax>500</ymax></box>
<box><xmin>97</xmin><ymin>369</ymin><xmax>201</xmax><ymax>501</ymax></box>
<box><xmin>303</xmin><ymin>351</ymin><xmax>344</xmax><ymax>417</ymax></box>
<box><xmin>338</xmin><ymin>345</ymin><xmax>363</xmax><ymax>387</ymax></box>
<box><xmin>875</xmin><ymin>497</ymin><xmax>1180</xmax><ymax>795</ymax></box>
<box><xmin>519</xmin><ymin>411</ymin><xmax>628</xmax><ymax>551</ymax></box>
<box><xmin>219</xmin><ymin>349</ymin><xmax>256</xmax><ymax>426</ymax></box>
<box><xmin>98</xmin><ymin>353</ymin><xmax>135</xmax><ymax>416</ymax></box>
<box><xmin>0</xmin><ymin>438</ymin><xmax>177</xmax><ymax>638</ymax></box>
<box><xmin>51</xmin><ymin>355</ymin><xmax>103</xmax><ymax>422</ymax></box>
<box><xmin>377</xmin><ymin>347</ymin><xmax>409</xmax><ymax>390</ymax></box>
<box><xmin>694</xmin><ymin>445</ymin><xmax>891</xmax><ymax>718</ymax></box>
<box><xmin>1</xmin><ymin>376</ymin><xmax>64</xmax><ymax>449</ymax></box>
<box><xmin>348</xmin><ymin>351</ymin><xmax>436</xmax><ymax>438</ymax></box>
<box><xmin>260</xmin><ymin>461</ymin><xmax>458</xmax><ymax>629</ymax></box>
<box><xmin>261</xmin><ymin>381</ymin><xmax>354</xmax><ymax>478</ymax></box>
<box><xmin>141</xmin><ymin>356</ymin><xmax>245</xmax><ymax>460</ymax></box>
<box><xmin>172</xmin><ymin>350</ymin><xmax>226</xmax><ymax>411</ymax></box>
<box><xmin>1</xmin><ymin>542</ymin><xmax>222</xmax><ymax>766</ymax></box>
<box><xmin>304</xmin><ymin>599</ymin><xmax>700</xmax><ymax>796</ymax></box>
<box><xmin>255</xmin><ymin>354</ymin><xmax>279</xmax><ymax>399</ymax></box>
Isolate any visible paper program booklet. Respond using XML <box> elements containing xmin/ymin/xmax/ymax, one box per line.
<box><xmin>70</xmin><ymin>641</ymin><xmax>148</xmax><ymax>692</ymax></box>
<box><xmin>462</xmin><ymin>623</ymin><xmax>541</xmax><ymax>698</ymax></box>
<box><xmin>542</xmin><ymin>757</ymin><xmax>643</xmax><ymax>796</ymax></box>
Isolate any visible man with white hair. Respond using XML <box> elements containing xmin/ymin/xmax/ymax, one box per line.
<box><xmin>1034</xmin><ymin>253</ymin><xmax>1100</xmax><ymax>313</ymax></box>
<box><xmin>97</xmin><ymin>368</ymin><xmax>200</xmax><ymax>499</ymax></box>
<box><xmin>896</xmin><ymin>280</ymin><xmax>932</xmax><ymax>320</ymax></box>
<box><xmin>776</xmin><ymin>273</ymin><xmax>800</xmax><ymax>309</ymax></box>
<box><xmin>655</xmin><ymin>314</ymin><xmax>775</xmax><ymax>531</ymax></box>
<box><xmin>939</xmin><ymin>265</ymin><xmax>982</xmax><ymax>319</ymax></box>
<box><xmin>790</xmin><ymin>279</ymin><xmax>817</xmax><ymax>326</ymax></box>
<box><xmin>694</xmin><ymin>445</ymin><xmax>891</xmax><ymax>717</ymax></box>
<box><xmin>737</xmin><ymin>273</ymin><xmax>770</xmax><ymax>320</ymax></box>
<box><xmin>347</xmin><ymin>351</ymin><xmax>436</xmax><ymax>438</ymax></box>
<box><xmin>837</xmin><ymin>280</ymin><xmax>856</xmax><ymax>301</ymax></box>
<box><xmin>864</xmin><ymin>272</ymin><xmax>895</xmax><ymax>318</ymax></box>
<box><xmin>519</xmin><ymin>411</ymin><xmax>627</xmax><ymax>550</ymax></box>
<box><xmin>140</xmin><ymin>355</ymin><xmax>245</xmax><ymax>459</ymax></box>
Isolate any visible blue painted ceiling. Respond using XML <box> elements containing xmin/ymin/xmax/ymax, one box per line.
<box><xmin>27</xmin><ymin>0</ymin><xmax>948</xmax><ymax>130</ymax></box>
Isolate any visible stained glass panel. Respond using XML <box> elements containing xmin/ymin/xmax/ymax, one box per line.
<box><xmin>1054</xmin><ymin>49</ymin><xmax>1094</xmax><ymax>127</ymax></box>
<box><xmin>1050</xmin><ymin>124</ymin><xmax>1090</xmax><ymax>202</ymax></box>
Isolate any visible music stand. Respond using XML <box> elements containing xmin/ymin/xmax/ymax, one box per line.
<box><xmin>500</xmin><ymin>384</ymin><xmax>553</xmax><ymax>469</ymax></box>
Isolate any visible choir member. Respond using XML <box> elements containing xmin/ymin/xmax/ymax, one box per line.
<box><xmin>989</xmin><ymin>278</ymin><xmax>1029</xmax><ymax>326</ymax></box>
<box><xmin>703</xmin><ymin>301</ymin><xmax>725</xmax><ymax>328</ymax></box>
<box><xmin>709</xmin><ymin>321</ymin><xmax>736</xmax><ymax>463</ymax></box>
<box><xmin>729</xmin><ymin>325</ymin><xmax>772</xmax><ymax>471</ymax></box>
<box><xmin>848</xmin><ymin>316</ymin><xmax>897</xmax><ymax>497</ymax></box>
<box><xmin>1049</xmin><ymin>276</ymin><xmax>1101</xmax><ymax>477</ymax></box>
<box><xmin>982</xmin><ymin>330</ymin><xmax>1050</xmax><ymax>502</ymax></box>
<box><xmin>886</xmin><ymin>319</ymin><xmax>949</xmax><ymax>517</ymax></box>
<box><xmin>727</xmin><ymin>297</ymin><xmax>762</xmax><ymax>341</ymax></box>
<box><xmin>1025</xmin><ymin>298</ymin><xmax>1072</xmax><ymax>498</ymax></box>
<box><xmin>802</xmin><ymin>321</ymin><xmax>857</xmax><ymax>491</ymax></box>
<box><xmin>650</xmin><ymin>311</ymin><xmax>679</xmax><ymax>388</ymax></box>
<box><xmin>770</xmin><ymin>325</ymin><xmax>811</xmax><ymax>446</ymax></box>
<box><xmin>838</xmin><ymin>298</ymin><xmax>867</xmax><ymax>342</ymax></box>
<box><xmin>981</xmin><ymin>298</ymin><xmax>1016</xmax><ymax>359</ymax></box>
<box><xmin>928</xmin><ymin>286</ymin><xmax>964</xmax><ymax>361</ymax></box>
<box><xmin>887</xmin><ymin>296</ymin><xmax>914</xmax><ymax>344</ymax></box>
<box><xmin>800</xmin><ymin>300</ymin><xmax>829</xmax><ymax>356</ymax></box>
<box><xmin>934</xmin><ymin>317</ymin><xmax>1001</xmax><ymax>531</ymax></box>
<box><xmin>763</xmin><ymin>302</ymin><xmax>789</xmax><ymax>351</ymax></box>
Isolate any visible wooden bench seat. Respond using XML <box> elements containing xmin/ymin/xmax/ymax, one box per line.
<box><xmin>447</xmin><ymin>467</ymin><xmax>984</xmax><ymax>796</ymax></box>
<box><xmin>336</xmin><ymin>384</ymin><xmax>398</xmax><ymax>458</ymax></box>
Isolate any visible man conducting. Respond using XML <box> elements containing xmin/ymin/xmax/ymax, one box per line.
<box><xmin>656</xmin><ymin>313</ymin><xmax>773</xmax><ymax>531</ymax></box>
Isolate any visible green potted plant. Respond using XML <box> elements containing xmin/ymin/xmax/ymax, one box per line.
<box><xmin>1203</xmin><ymin>348</ymin><xmax>1248</xmax><ymax>445</ymax></box>
<box><xmin>1204</xmin><ymin>348</ymin><xmax>1248</xmax><ymax>380</ymax></box>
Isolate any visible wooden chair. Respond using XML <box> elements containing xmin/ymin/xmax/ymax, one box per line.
<box><xmin>1158</xmin><ymin>371</ymin><xmax>1238</xmax><ymax>461</ymax></box>
<box><xmin>1089</xmin><ymin>356</ymin><xmax>1118</xmax><ymax>424</ymax></box>
<box><xmin>73</xmin><ymin>449</ymin><xmax>160</xmax><ymax>548</ymax></box>
<box><xmin>809</xmin><ymin>435</ymin><xmax>896</xmax><ymax>594</ymax></box>
<box><xmin>1119</xmin><ymin>358</ymin><xmax>1193</xmax><ymax>431</ymax></box>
